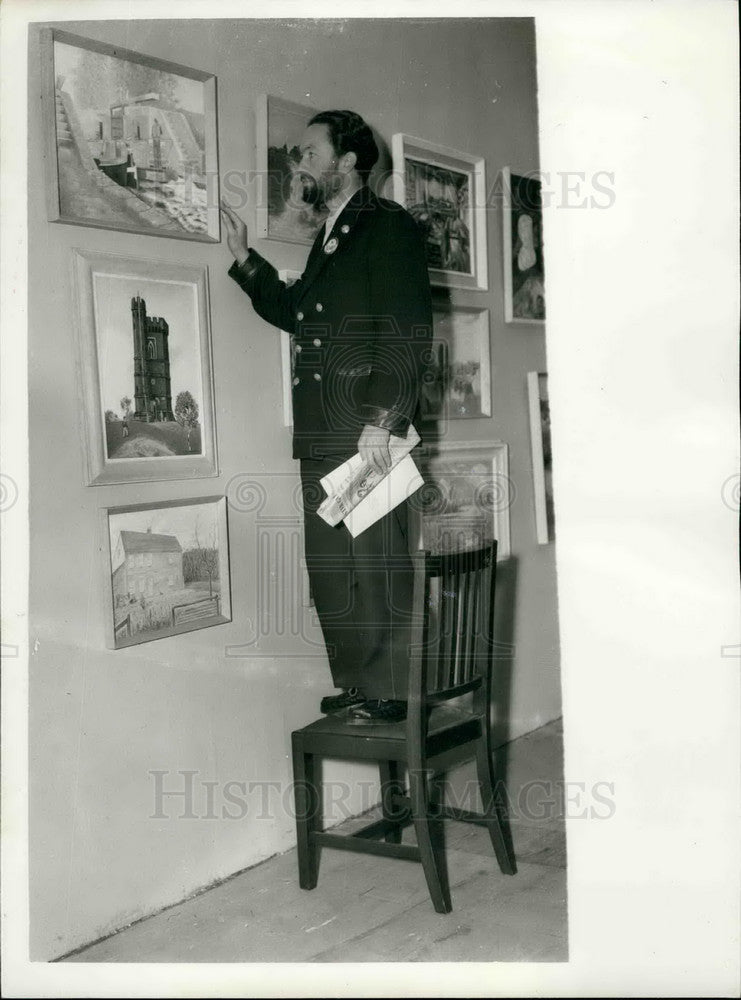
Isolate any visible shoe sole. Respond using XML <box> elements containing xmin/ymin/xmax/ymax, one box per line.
<box><xmin>320</xmin><ymin>700</ymin><xmax>365</xmax><ymax>715</ymax></box>
<box><xmin>344</xmin><ymin>713</ymin><xmax>407</xmax><ymax>726</ymax></box>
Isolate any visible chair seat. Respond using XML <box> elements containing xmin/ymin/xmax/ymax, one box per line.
<box><xmin>292</xmin><ymin>703</ymin><xmax>483</xmax><ymax>765</ymax></box>
<box><xmin>296</xmin><ymin>702</ymin><xmax>476</xmax><ymax>740</ymax></box>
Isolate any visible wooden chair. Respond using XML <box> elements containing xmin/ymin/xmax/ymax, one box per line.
<box><xmin>290</xmin><ymin>541</ymin><xmax>517</xmax><ymax>914</ymax></box>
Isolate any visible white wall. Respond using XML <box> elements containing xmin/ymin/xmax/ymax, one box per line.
<box><xmin>27</xmin><ymin>16</ymin><xmax>560</xmax><ymax>959</ymax></box>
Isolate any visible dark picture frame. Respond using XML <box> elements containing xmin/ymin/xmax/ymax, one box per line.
<box><xmin>502</xmin><ymin>167</ymin><xmax>545</xmax><ymax>323</ymax></box>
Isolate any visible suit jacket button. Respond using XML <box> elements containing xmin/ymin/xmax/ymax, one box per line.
<box><xmin>313</xmin><ymin>337</ymin><xmax>322</xmax><ymax>347</ymax></box>
<box><xmin>297</xmin><ymin>311</ymin><xmax>304</xmax><ymax>321</ymax></box>
<box><xmin>293</xmin><ymin>377</ymin><xmax>300</xmax><ymax>386</ymax></box>
<box><xmin>313</xmin><ymin>372</ymin><xmax>322</xmax><ymax>381</ymax></box>
<box><xmin>315</xmin><ymin>302</ymin><xmax>323</xmax><ymax>312</ymax></box>
<box><xmin>295</xmin><ymin>344</ymin><xmax>302</xmax><ymax>353</ymax></box>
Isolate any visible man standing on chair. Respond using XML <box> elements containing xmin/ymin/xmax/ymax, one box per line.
<box><xmin>221</xmin><ymin>109</ymin><xmax>432</xmax><ymax>723</ymax></box>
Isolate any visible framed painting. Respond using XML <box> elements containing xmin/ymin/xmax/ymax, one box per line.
<box><xmin>502</xmin><ymin>167</ymin><xmax>545</xmax><ymax>323</ymax></box>
<box><xmin>392</xmin><ymin>133</ymin><xmax>488</xmax><ymax>291</ymax></box>
<box><xmin>72</xmin><ymin>249</ymin><xmax>218</xmax><ymax>486</ymax></box>
<box><xmin>102</xmin><ymin>496</ymin><xmax>231</xmax><ymax>649</ymax></box>
<box><xmin>40</xmin><ymin>28</ymin><xmax>220</xmax><ymax>241</ymax></box>
<box><xmin>411</xmin><ymin>441</ymin><xmax>511</xmax><ymax>560</ymax></box>
<box><xmin>527</xmin><ymin>372</ymin><xmax>555</xmax><ymax>543</ymax></box>
<box><xmin>256</xmin><ymin>94</ymin><xmax>328</xmax><ymax>245</ymax></box>
<box><xmin>421</xmin><ymin>304</ymin><xmax>492</xmax><ymax>422</ymax></box>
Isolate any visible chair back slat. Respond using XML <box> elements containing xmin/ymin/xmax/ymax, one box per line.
<box><xmin>460</xmin><ymin>550</ymin><xmax>478</xmax><ymax>684</ymax></box>
<box><xmin>414</xmin><ymin>542</ymin><xmax>497</xmax><ymax>703</ymax></box>
<box><xmin>438</xmin><ymin>557</ymin><xmax>454</xmax><ymax>689</ymax></box>
<box><xmin>452</xmin><ymin>559</ymin><xmax>468</xmax><ymax>686</ymax></box>
<box><xmin>448</xmin><ymin>558</ymin><xmax>464</xmax><ymax>687</ymax></box>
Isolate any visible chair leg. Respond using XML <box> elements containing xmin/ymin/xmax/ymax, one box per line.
<box><xmin>409</xmin><ymin>767</ymin><xmax>451</xmax><ymax>914</ymax></box>
<box><xmin>475</xmin><ymin>736</ymin><xmax>517</xmax><ymax>876</ymax></box>
<box><xmin>291</xmin><ymin>740</ymin><xmax>320</xmax><ymax>890</ymax></box>
<box><xmin>379</xmin><ymin>760</ymin><xmax>405</xmax><ymax>844</ymax></box>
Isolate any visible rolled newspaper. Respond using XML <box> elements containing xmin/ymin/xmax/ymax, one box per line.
<box><xmin>317</xmin><ymin>424</ymin><xmax>421</xmax><ymax>527</ymax></box>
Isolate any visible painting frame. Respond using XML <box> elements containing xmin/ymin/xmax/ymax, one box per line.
<box><xmin>71</xmin><ymin>248</ymin><xmax>218</xmax><ymax>486</ymax></box>
<box><xmin>421</xmin><ymin>303</ymin><xmax>492</xmax><ymax>422</ymax></box>
<box><xmin>527</xmin><ymin>371</ymin><xmax>555</xmax><ymax>543</ymax></box>
<box><xmin>411</xmin><ymin>440</ymin><xmax>511</xmax><ymax>560</ymax></box>
<box><xmin>101</xmin><ymin>495</ymin><xmax>231</xmax><ymax>650</ymax></box>
<box><xmin>391</xmin><ymin>133</ymin><xmax>488</xmax><ymax>291</ymax></box>
<box><xmin>255</xmin><ymin>93</ymin><xmax>328</xmax><ymax>246</ymax></box>
<box><xmin>40</xmin><ymin>27</ymin><xmax>220</xmax><ymax>242</ymax></box>
<box><xmin>502</xmin><ymin>167</ymin><xmax>546</xmax><ymax>323</ymax></box>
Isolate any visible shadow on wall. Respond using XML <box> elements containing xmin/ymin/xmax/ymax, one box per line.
<box><xmin>370</xmin><ymin>129</ymin><xmax>392</xmax><ymax>197</ymax></box>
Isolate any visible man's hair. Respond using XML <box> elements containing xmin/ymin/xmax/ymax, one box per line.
<box><xmin>308</xmin><ymin>110</ymin><xmax>379</xmax><ymax>183</ymax></box>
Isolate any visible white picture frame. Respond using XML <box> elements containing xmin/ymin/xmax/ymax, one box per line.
<box><xmin>527</xmin><ymin>371</ymin><xmax>555</xmax><ymax>543</ymax></box>
<box><xmin>392</xmin><ymin>133</ymin><xmax>488</xmax><ymax>291</ymax></box>
<box><xmin>421</xmin><ymin>304</ymin><xmax>492</xmax><ymax>422</ymax></box>
<box><xmin>411</xmin><ymin>440</ymin><xmax>511</xmax><ymax>560</ymax></box>
<box><xmin>40</xmin><ymin>27</ymin><xmax>220</xmax><ymax>242</ymax></box>
<box><xmin>71</xmin><ymin>249</ymin><xmax>218</xmax><ymax>486</ymax></box>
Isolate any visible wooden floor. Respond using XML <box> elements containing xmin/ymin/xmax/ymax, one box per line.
<box><xmin>65</xmin><ymin>719</ymin><xmax>567</xmax><ymax>963</ymax></box>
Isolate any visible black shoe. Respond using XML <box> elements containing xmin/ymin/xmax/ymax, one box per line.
<box><xmin>346</xmin><ymin>699</ymin><xmax>407</xmax><ymax>724</ymax></box>
<box><xmin>320</xmin><ymin>687</ymin><xmax>366</xmax><ymax>714</ymax></box>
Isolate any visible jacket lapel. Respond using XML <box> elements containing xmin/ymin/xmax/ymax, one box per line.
<box><xmin>298</xmin><ymin>185</ymin><xmax>376</xmax><ymax>300</ymax></box>
<box><xmin>300</xmin><ymin>225</ymin><xmax>328</xmax><ymax>282</ymax></box>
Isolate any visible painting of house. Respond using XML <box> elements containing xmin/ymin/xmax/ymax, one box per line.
<box><xmin>105</xmin><ymin>496</ymin><xmax>231</xmax><ymax>648</ymax></box>
<box><xmin>111</xmin><ymin>528</ymin><xmax>184</xmax><ymax>605</ymax></box>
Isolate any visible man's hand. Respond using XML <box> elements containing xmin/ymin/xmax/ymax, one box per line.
<box><xmin>358</xmin><ymin>424</ymin><xmax>392</xmax><ymax>477</ymax></box>
<box><xmin>220</xmin><ymin>197</ymin><xmax>250</xmax><ymax>266</ymax></box>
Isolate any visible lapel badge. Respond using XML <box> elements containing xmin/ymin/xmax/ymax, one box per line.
<box><xmin>324</xmin><ymin>236</ymin><xmax>339</xmax><ymax>255</ymax></box>
<box><xmin>340</xmin><ymin>224</ymin><xmax>350</xmax><ymax>234</ymax></box>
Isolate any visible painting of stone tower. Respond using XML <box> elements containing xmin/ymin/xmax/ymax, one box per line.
<box><xmin>90</xmin><ymin>264</ymin><xmax>208</xmax><ymax>470</ymax></box>
<box><xmin>132</xmin><ymin>295</ymin><xmax>175</xmax><ymax>423</ymax></box>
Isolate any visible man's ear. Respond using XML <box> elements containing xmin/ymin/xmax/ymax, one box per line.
<box><xmin>340</xmin><ymin>150</ymin><xmax>357</xmax><ymax>174</ymax></box>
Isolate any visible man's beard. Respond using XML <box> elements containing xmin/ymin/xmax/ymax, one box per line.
<box><xmin>298</xmin><ymin>169</ymin><xmax>341</xmax><ymax>210</ymax></box>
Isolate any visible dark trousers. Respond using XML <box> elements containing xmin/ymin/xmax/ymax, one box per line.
<box><xmin>300</xmin><ymin>458</ymin><xmax>414</xmax><ymax>701</ymax></box>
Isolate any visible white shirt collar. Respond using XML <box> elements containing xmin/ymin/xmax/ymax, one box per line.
<box><xmin>323</xmin><ymin>185</ymin><xmax>359</xmax><ymax>243</ymax></box>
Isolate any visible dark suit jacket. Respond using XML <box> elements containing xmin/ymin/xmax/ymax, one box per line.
<box><xmin>228</xmin><ymin>184</ymin><xmax>433</xmax><ymax>459</ymax></box>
